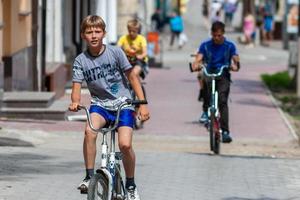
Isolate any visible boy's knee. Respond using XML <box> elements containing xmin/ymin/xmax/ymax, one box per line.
<box><xmin>119</xmin><ymin>143</ymin><xmax>132</xmax><ymax>153</ymax></box>
<box><xmin>85</xmin><ymin>129</ymin><xmax>97</xmax><ymax>140</ymax></box>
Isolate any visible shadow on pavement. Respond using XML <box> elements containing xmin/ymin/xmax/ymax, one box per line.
<box><xmin>0</xmin><ymin>152</ymin><xmax>82</xmax><ymax>179</ymax></box>
<box><xmin>0</xmin><ymin>137</ymin><xmax>34</xmax><ymax>147</ymax></box>
<box><xmin>234</xmin><ymin>98</ymin><xmax>275</xmax><ymax>108</ymax></box>
<box><xmin>232</xmin><ymin>79</ymin><xmax>265</xmax><ymax>94</ymax></box>
<box><xmin>222</xmin><ymin>197</ymin><xmax>298</xmax><ymax>200</ymax></box>
<box><xmin>187</xmin><ymin>152</ymin><xmax>300</xmax><ymax>161</ymax></box>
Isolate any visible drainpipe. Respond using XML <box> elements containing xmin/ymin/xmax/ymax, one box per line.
<box><xmin>32</xmin><ymin>0</ymin><xmax>38</xmax><ymax>91</ymax></box>
<box><xmin>41</xmin><ymin>0</ymin><xmax>46</xmax><ymax>91</ymax></box>
<box><xmin>72</xmin><ymin>0</ymin><xmax>83</xmax><ymax>55</ymax></box>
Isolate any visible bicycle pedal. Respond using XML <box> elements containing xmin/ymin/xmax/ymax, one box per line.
<box><xmin>115</xmin><ymin>152</ymin><xmax>123</xmax><ymax>160</ymax></box>
<box><xmin>79</xmin><ymin>186</ymin><xmax>88</xmax><ymax>194</ymax></box>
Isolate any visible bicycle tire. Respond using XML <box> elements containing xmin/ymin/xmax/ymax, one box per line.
<box><xmin>209</xmin><ymin>111</ymin><xmax>215</xmax><ymax>151</ymax></box>
<box><xmin>213</xmin><ymin>118</ymin><xmax>221</xmax><ymax>154</ymax></box>
<box><xmin>87</xmin><ymin>172</ymin><xmax>109</xmax><ymax>200</ymax></box>
<box><xmin>113</xmin><ymin>164</ymin><xmax>124</xmax><ymax>200</ymax></box>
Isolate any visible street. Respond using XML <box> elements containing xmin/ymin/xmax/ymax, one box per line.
<box><xmin>1</xmin><ymin>0</ymin><xmax>300</xmax><ymax>199</ymax></box>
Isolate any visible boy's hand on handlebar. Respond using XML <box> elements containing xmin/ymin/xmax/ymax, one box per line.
<box><xmin>136</xmin><ymin>54</ymin><xmax>144</xmax><ymax>60</ymax></box>
<box><xmin>230</xmin><ymin>64</ymin><xmax>239</xmax><ymax>72</ymax></box>
<box><xmin>137</xmin><ymin>104</ymin><xmax>150</xmax><ymax>122</ymax></box>
<box><xmin>69</xmin><ymin>102</ymin><xmax>80</xmax><ymax>112</ymax></box>
<box><xmin>191</xmin><ymin>62</ymin><xmax>202</xmax><ymax>72</ymax></box>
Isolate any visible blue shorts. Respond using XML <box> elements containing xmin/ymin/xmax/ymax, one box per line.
<box><xmin>89</xmin><ymin>105</ymin><xmax>135</xmax><ymax>128</ymax></box>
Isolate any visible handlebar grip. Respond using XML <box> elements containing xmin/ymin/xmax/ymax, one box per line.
<box><xmin>77</xmin><ymin>105</ymin><xmax>85</xmax><ymax>110</ymax></box>
<box><xmin>126</xmin><ymin>99</ymin><xmax>148</xmax><ymax>105</ymax></box>
<box><xmin>189</xmin><ymin>63</ymin><xmax>193</xmax><ymax>72</ymax></box>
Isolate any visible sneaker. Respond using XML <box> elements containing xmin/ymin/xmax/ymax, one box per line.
<box><xmin>126</xmin><ymin>186</ymin><xmax>141</xmax><ymax>200</ymax></box>
<box><xmin>199</xmin><ymin>112</ymin><xmax>208</xmax><ymax>123</ymax></box>
<box><xmin>222</xmin><ymin>131</ymin><xmax>232</xmax><ymax>143</ymax></box>
<box><xmin>77</xmin><ymin>176</ymin><xmax>90</xmax><ymax>194</ymax></box>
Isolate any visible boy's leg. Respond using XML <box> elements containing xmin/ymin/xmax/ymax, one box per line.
<box><xmin>217</xmin><ymin>76</ymin><xmax>230</xmax><ymax>132</ymax></box>
<box><xmin>133</xmin><ymin>65</ymin><xmax>142</xmax><ymax>78</ymax></box>
<box><xmin>78</xmin><ymin>112</ymin><xmax>106</xmax><ymax>192</ymax></box>
<box><xmin>118</xmin><ymin>126</ymin><xmax>135</xmax><ymax>179</ymax></box>
<box><xmin>117</xmin><ymin>110</ymin><xmax>141</xmax><ymax>199</ymax></box>
<box><xmin>84</xmin><ymin>113</ymin><xmax>106</xmax><ymax>173</ymax></box>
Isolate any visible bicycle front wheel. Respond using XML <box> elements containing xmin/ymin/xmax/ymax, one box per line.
<box><xmin>114</xmin><ymin>164</ymin><xmax>125</xmax><ymax>200</ymax></box>
<box><xmin>87</xmin><ymin>173</ymin><xmax>109</xmax><ymax>200</ymax></box>
<box><xmin>212</xmin><ymin>116</ymin><xmax>221</xmax><ymax>154</ymax></box>
<box><xmin>209</xmin><ymin>112</ymin><xmax>215</xmax><ymax>151</ymax></box>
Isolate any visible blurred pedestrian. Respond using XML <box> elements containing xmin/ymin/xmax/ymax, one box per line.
<box><xmin>212</xmin><ymin>10</ymin><xmax>222</xmax><ymax>23</ymax></box>
<box><xmin>169</xmin><ymin>11</ymin><xmax>184</xmax><ymax>49</ymax></box>
<box><xmin>202</xmin><ymin>0</ymin><xmax>209</xmax><ymax>18</ymax></box>
<box><xmin>151</xmin><ymin>9</ymin><xmax>164</xmax><ymax>32</ymax></box>
<box><xmin>240</xmin><ymin>12</ymin><xmax>256</xmax><ymax>48</ymax></box>
<box><xmin>210</xmin><ymin>0</ymin><xmax>223</xmax><ymax>24</ymax></box>
<box><xmin>224</xmin><ymin>0</ymin><xmax>238</xmax><ymax>30</ymax></box>
<box><xmin>262</xmin><ymin>1</ymin><xmax>274</xmax><ymax>46</ymax></box>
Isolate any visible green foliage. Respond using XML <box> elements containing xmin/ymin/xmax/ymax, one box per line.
<box><xmin>261</xmin><ymin>71</ymin><xmax>292</xmax><ymax>92</ymax></box>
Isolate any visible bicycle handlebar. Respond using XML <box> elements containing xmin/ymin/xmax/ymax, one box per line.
<box><xmin>189</xmin><ymin>62</ymin><xmax>228</xmax><ymax>77</ymax></box>
<box><xmin>202</xmin><ymin>65</ymin><xmax>228</xmax><ymax>78</ymax></box>
<box><xmin>78</xmin><ymin>99</ymin><xmax>148</xmax><ymax>134</ymax></box>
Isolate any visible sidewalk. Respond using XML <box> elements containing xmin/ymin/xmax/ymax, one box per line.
<box><xmin>1</xmin><ymin>1</ymin><xmax>300</xmax><ymax>199</ymax></box>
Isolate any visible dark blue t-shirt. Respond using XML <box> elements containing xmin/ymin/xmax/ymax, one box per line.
<box><xmin>198</xmin><ymin>38</ymin><xmax>238</xmax><ymax>70</ymax></box>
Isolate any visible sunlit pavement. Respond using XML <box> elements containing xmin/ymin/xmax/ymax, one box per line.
<box><xmin>1</xmin><ymin>0</ymin><xmax>300</xmax><ymax>199</ymax></box>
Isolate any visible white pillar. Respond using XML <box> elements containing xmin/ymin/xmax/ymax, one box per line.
<box><xmin>107</xmin><ymin>0</ymin><xmax>117</xmax><ymax>44</ymax></box>
<box><xmin>96</xmin><ymin>0</ymin><xmax>108</xmax><ymax>44</ymax></box>
<box><xmin>46</xmin><ymin>0</ymin><xmax>65</xmax><ymax>62</ymax></box>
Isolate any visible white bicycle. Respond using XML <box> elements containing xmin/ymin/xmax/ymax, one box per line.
<box><xmin>78</xmin><ymin>99</ymin><xmax>147</xmax><ymax>200</ymax></box>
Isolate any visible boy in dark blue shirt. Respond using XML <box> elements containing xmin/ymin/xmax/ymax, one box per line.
<box><xmin>191</xmin><ymin>21</ymin><xmax>240</xmax><ymax>143</ymax></box>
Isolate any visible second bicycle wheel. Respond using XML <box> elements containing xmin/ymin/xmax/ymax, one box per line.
<box><xmin>87</xmin><ymin>173</ymin><xmax>109</xmax><ymax>200</ymax></box>
<box><xmin>209</xmin><ymin>112</ymin><xmax>215</xmax><ymax>151</ymax></box>
<box><xmin>213</xmin><ymin>119</ymin><xmax>220</xmax><ymax>154</ymax></box>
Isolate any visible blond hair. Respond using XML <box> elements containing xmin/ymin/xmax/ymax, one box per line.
<box><xmin>127</xmin><ymin>19</ymin><xmax>141</xmax><ymax>30</ymax></box>
<box><xmin>80</xmin><ymin>15</ymin><xmax>106</xmax><ymax>33</ymax></box>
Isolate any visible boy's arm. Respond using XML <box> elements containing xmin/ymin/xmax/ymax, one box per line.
<box><xmin>125</xmin><ymin>69</ymin><xmax>150</xmax><ymax>121</ymax></box>
<box><xmin>191</xmin><ymin>53</ymin><xmax>204</xmax><ymax>72</ymax></box>
<box><xmin>136</xmin><ymin>36</ymin><xmax>148</xmax><ymax>60</ymax></box>
<box><xmin>230</xmin><ymin>55</ymin><xmax>240</xmax><ymax>72</ymax></box>
<box><xmin>136</xmin><ymin>45</ymin><xmax>147</xmax><ymax>60</ymax></box>
<box><xmin>69</xmin><ymin>82</ymin><xmax>82</xmax><ymax>112</ymax></box>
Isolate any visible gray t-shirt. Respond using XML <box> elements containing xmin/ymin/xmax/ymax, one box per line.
<box><xmin>72</xmin><ymin>45</ymin><xmax>133</xmax><ymax>110</ymax></box>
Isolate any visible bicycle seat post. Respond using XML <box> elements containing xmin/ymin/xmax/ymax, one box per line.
<box><xmin>100</xmin><ymin>132</ymin><xmax>109</xmax><ymax>168</ymax></box>
<box><xmin>109</xmin><ymin>129</ymin><xmax>117</xmax><ymax>170</ymax></box>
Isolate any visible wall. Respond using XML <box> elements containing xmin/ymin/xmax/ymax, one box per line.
<box><xmin>0</xmin><ymin>0</ymin><xmax>3</xmax><ymax>89</ymax></box>
<box><xmin>2</xmin><ymin>0</ymin><xmax>34</xmax><ymax>91</ymax></box>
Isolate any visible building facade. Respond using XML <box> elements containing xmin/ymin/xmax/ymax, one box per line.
<box><xmin>0</xmin><ymin>0</ymin><xmax>157</xmax><ymax>95</ymax></box>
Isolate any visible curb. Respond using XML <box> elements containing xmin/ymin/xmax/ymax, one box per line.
<box><xmin>264</xmin><ymin>85</ymin><xmax>300</xmax><ymax>142</ymax></box>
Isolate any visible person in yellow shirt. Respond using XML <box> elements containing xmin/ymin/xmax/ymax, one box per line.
<box><xmin>117</xmin><ymin>19</ymin><xmax>149</xmax><ymax>80</ymax></box>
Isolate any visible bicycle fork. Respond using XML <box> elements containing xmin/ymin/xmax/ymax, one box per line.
<box><xmin>97</xmin><ymin>132</ymin><xmax>113</xmax><ymax>200</ymax></box>
<box><xmin>98</xmin><ymin>130</ymin><xmax>126</xmax><ymax>200</ymax></box>
<box><xmin>208</xmin><ymin>78</ymin><xmax>219</xmax><ymax>118</ymax></box>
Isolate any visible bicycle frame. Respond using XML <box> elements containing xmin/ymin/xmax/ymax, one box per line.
<box><xmin>202</xmin><ymin>65</ymin><xmax>228</xmax><ymax>154</ymax></box>
<box><xmin>202</xmin><ymin>65</ymin><xmax>227</xmax><ymax>116</ymax></box>
<box><xmin>79</xmin><ymin>99</ymin><xmax>147</xmax><ymax>199</ymax></box>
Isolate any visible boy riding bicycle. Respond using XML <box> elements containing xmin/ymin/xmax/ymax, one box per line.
<box><xmin>117</xmin><ymin>19</ymin><xmax>149</xmax><ymax>80</ymax></box>
<box><xmin>118</xmin><ymin>19</ymin><xmax>149</xmax><ymax>129</ymax></box>
<box><xmin>191</xmin><ymin>21</ymin><xmax>240</xmax><ymax>143</ymax></box>
<box><xmin>68</xmin><ymin>15</ymin><xmax>149</xmax><ymax>200</ymax></box>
